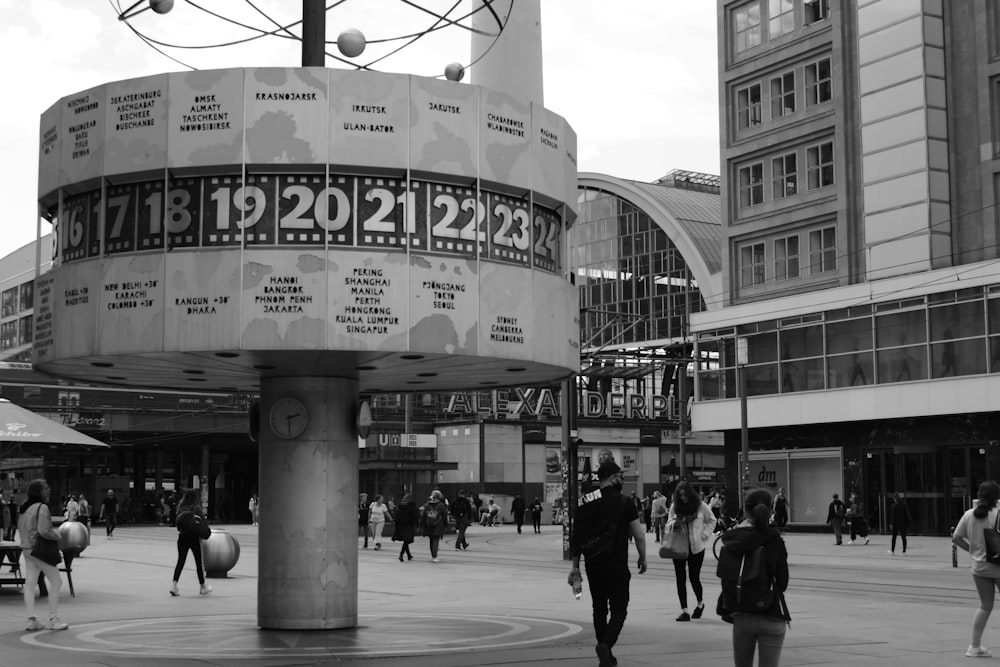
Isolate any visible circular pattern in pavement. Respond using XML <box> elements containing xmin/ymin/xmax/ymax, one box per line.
<box><xmin>19</xmin><ymin>612</ymin><xmax>583</xmax><ymax>659</ymax></box>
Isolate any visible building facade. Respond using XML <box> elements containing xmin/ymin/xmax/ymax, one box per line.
<box><xmin>693</xmin><ymin>0</ymin><xmax>1000</xmax><ymax>534</ymax></box>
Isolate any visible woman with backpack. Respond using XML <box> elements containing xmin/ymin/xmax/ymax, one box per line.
<box><xmin>717</xmin><ymin>487</ymin><xmax>790</xmax><ymax>667</ymax></box>
<box><xmin>666</xmin><ymin>481</ymin><xmax>716</xmax><ymax>622</ymax></box>
<box><xmin>952</xmin><ymin>480</ymin><xmax>1000</xmax><ymax>658</ymax></box>
<box><xmin>420</xmin><ymin>490</ymin><xmax>448</xmax><ymax>562</ymax></box>
<box><xmin>169</xmin><ymin>489</ymin><xmax>211</xmax><ymax>597</ymax></box>
<box><xmin>392</xmin><ymin>493</ymin><xmax>418</xmax><ymax>562</ymax></box>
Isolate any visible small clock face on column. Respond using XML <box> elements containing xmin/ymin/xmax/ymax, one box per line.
<box><xmin>269</xmin><ymin>397</ymin><xmax>308</xmax><ymax>439</ymax></box>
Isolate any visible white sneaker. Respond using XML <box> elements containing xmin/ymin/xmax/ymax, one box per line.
<box><xmin>432</xmin><ymin>557</ymin><xmax>439</xmax><ymax>563</ymax></box>
<box><xmin>169</xmin><ymin>582</ymin><xmax>179</xmax><ymax>596</ymax></box>
<box><xmin>887</xmin><ymin>550</ymin><xmax>894</xmax><ymax>555</ymax></box>
<box><xmin>966</xmin><ymin>644</ymin><xmax>992</xmax><ymax>657</ymax></box>
<box><xmin>848</xmin><ymin>540</ymin><xmax>855</xmax><ymax>545</ymax></box>
<box><xmin>25</xmin><ymin>617</ymin><xmax>45</xmax><ymax>632</ymax></box>
<box><xmin>47</xmin><ymin>616</ymin><xmax>68</xmax><ymax>631</ymax></box>
<box><xmin>200</xmin><ymin>584</ymin><xmax>213</xmax><ymax>595</ymax></box>
<box><xmin>864</xmin><ymin>537</ymin><xmax>870</xmax><ymax>545</ymax></box>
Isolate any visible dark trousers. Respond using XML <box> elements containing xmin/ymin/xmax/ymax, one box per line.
<box><xmin>585</xmin><ymin>571</ymin><xmax>630</xmax><ymax>650</ymax></box>
<box><xmin>515</xmin><ymin>515</ymin><xmax>524</xmax><ymax>533</ymax></box>
<box><xmin>532</xmin><ymin>513</ymin><xmax>542</xmax><ymax>533</ymax></box>
<box><xmin>359</xmin><ymin>521</ymin><xmax>368</xmax><ymax>547</ymax></box>
<box><xmin>429</xmin><ymin>535</ymin><xmax>442</xmax><ymax>558</ymax></box>
<box><xmin>891</xmin><ymin>525</ymin><xmax>908</xmax><ymax>553</ymax></box>
<box><xmin>105</xmin><ymin>514</ymin><xmax>117</xmax><ymax>536</ymax></box>
<box><xmin>850</xmin><ymin>518</ymin><xmax>868</xmax><ymax>541</ymax></box>
<box><xmin>399</xmin><ymin>540</ymin><xmax>412</xmax><ymax>559</ymax></box>
<box><xmin>173</xmin><ymin>533</ymin><xmax>205</xmax><ymax>585</ymax></box>
<box><xmin>672</xmin><ymin>548</ymin><xmax>706</xmax><ymax>609</ymax></box>
<box><xmin>455</xmin><ymin>518</ymin><xmax>470</xmax><ymax>548</ymax></box>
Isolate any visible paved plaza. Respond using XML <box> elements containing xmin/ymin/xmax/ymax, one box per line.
<box><xmin>0</xmin><ymin>522</ymin><xmax>985</xmax><ymax>666</ymax></box>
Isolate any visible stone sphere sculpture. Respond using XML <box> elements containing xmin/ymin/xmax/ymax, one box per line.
<box><xmin>202</xmin><ymin>529</ymin><xmax>240</xmax><ymax>577</ymax></box>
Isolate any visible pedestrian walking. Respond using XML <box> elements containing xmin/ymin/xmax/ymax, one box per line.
<box><xmin>420</xmin><ymin>490</ymin><xmax>448</xmax><ymax>562</ymax></box>
<box><xmin>392</xmin><ymin>493</ymin><xmax>418</xmax><ymax>561</ymax></box>
<box><xmin>450</xmin><ymin>489</ymin><xmax>472</xmax><ymax>549</ymax></box>
<box><xmin>888</xmin><ymin>493</ymin><xmax>912</xmax><ymax>556</ymax></box>
<box><xmin>666</xmin><ymin>481</ymin><xmax>717</xmax><ymax>622</ymax></box>
<box><xmin>567</xmin><ymin>460</ymin><xmax>646</xmax><ymax>667</ymax></box>
<box><xmin>952</xmin><ymin>480</ymin><xmax>1000</xmax><ymax>658</ymax></box>
<box><xmin>511</xmin><ymin>494</ymin><xmax>526</xmax><ymax>534</ymax></box>
<box><xmin>248</xmin><ymin>493</ymin><xmax>259</xmax><ymax>526</ymax></box>
<box><xmin>99</xmin><ymin>489</ymin><xmax>118</xmax><ymax>538</ymax></box>
<box><xmin>64</xmin><ymin>495</ymin><xmax>79</xmax><ymax>522</ymax></box>
<box><xmin>6</xmin><ymin>491</ymin><xmax>19</xmax><ymax>540</ymax></box>
<box><xmin>358</xmin><ymin>493</ymin><xmax>370</xmax><ymax>549</ymax></box>
<box><xmin>169</xmin><ymin>489</ymin><xmax>211</xmax><ymax>597</ymax></box>
<box><xmin>651</xmin><ymin>490</ymin><xmax>668</xmax><ymax>542</ymax></box>
<box><xmin>826</xmin><ymin>493</ymin><xmax>846</xmax><ymax>545</ymax></box>
<box><xmin>368</xmin><ymin>495</ymin><xmax>392</xmax><ymax>551</ymax></box>
<box><xmin>846</xmin><ymin>492</ymin><xmax>869</xmax><ymax>545</ymax></box>
<box><xmin>772</xmin><ymin>488</ymin><xmax>790</xmax><ymax>529</ymax></box>
<box><xmin>77</xmin><ymin>494</ymin><xmax>90</xmax><ymax>527</ymax></box>
<box><xmin>19</xmin><ymin>478</ymin><xmax>69</xmax><ymax>632</ymax></box>
<box><xmin>717</xmin><ymin>487</ymin><xmax>790</xmax><ymax>667</ymax></box>
<box><xmin>529</xmin><ymin>497</ymin><xmax>543</xmax><ymax>534</ymax></box>
<box><xmin>642</xmin><ymin>494</ymin><xmax>653</xmax><ymax>532</ymax></box>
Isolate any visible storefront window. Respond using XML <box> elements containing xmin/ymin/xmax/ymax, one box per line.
<box><xmin>789</xmin><ymin>455</ymin><xmax>841</xmax><ymax>523</ymax></box>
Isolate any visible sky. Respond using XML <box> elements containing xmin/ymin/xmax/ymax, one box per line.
<box><xmin>0</xmin><ymin>0</ymin><xmax>720</xmax><ymax>260</ymax></box>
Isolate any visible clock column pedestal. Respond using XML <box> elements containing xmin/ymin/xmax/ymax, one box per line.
<box><xmin>257</xmin><ymin>376</ymin><xmax>360</xmax><ymax>629</ymax></box>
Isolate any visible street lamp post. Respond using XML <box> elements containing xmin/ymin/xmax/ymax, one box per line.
<box><xmin>737</xmin><ymin>336</ymin><xmax>749</xmax><ymax>497</ymax></box>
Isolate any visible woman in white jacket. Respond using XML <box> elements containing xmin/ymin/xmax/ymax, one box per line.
<box><xmin>666</xmin><ymin>481</ymin><xmax>717</xmax><ymax>622</ymax></box>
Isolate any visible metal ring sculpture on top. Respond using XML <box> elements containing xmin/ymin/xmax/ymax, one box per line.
<box><xmin>112</xmin><ymin>0</ymin><xmax>507</xmax><ymax>81</ymax></box>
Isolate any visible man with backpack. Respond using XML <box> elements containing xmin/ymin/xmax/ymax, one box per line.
<box><xmin>451</xmin><ymin>489</ymin><xmax>472</xmax><ymax>551</ymax></box>
<box><xmin>420</xmin><ymin>490</ymin><xmax>448</xmax><ymax>563</ymax></box>
<box><xmin>716</xmin><ymin>487</ymin><xmax>790</xmax><ymax>667</ymax></box>
<box><xmin>567</xmin><ymin>460</ymin><xmax>646</xmax><ymax>667</ymax></box>
<box><xmin>826</xmin><ymin>493</ymin><xmax>846</xmax><ymax>545</ymax></box>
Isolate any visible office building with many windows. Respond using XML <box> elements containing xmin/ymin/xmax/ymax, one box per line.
<box><xmin>692</xmin><ymin>0</ymin><xmax>1000</xmax><ymax>534</ymax></box>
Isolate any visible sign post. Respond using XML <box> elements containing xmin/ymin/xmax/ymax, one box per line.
<box><xmin>737</xmin><ymin>336</ymin><xmax>749</xmax><ymax>499</ymax></box>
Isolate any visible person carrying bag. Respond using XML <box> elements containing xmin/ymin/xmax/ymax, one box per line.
<box><xmin>663</xmin><ymin>481</ymin><xmax>717</xmax><ymax>622</ymax></box>
<box><xmin>18</xmin><ymin>478</ymin><xmax>68</xmax><ymax>632</ymax></box>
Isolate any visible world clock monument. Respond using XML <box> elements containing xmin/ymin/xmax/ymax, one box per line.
<box><xmin>35</xmin><ymin>0</ymin><xmax>577</xmax><ymax>629</ymax></box>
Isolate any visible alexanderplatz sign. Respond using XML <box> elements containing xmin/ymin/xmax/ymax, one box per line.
<box><xmin>36</xmin><ymin>67</ymin><xmax>578</xmax><ymax>629</ymax></box>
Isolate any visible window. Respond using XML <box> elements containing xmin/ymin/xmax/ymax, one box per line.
<box><xmin>18</xmin><ymin>282</ymin><xmax>33</xmax><ymax>311</ymax></box>
<box><xmin>770</xmin><ymin>72</ymin><xmax>795</xmax><ymax>118</ymax></box>
<box><xmin>805</xmin><ymin>58</ymin><xmax>832</xmax><ymax>106</ymax></box>
<box><xmin>741</xmin><ymin>243</ymin><xmax>767</xmax><ymax>287</ymax></box>
<box><xmin>17</xmin><ymin>316</ymin><xmax>32</xmax><ymax>346</ymax></box>
<box><xmin>809</xmin><ymin>227</ymin><xmax>837</xmax><ymax>274</ymax></box>
<box><xmin>738</xmin><ymin>163</ymin><xmax>764</xmax><ymax>208</ymax></box>
<box><xmin>0</xmin><ymin>321</ymin><xmax>15</xmax><ymax>349</ymax></box>
<box><xmin>772</xmin><ymin>153</ymin><xmax>798</xmax><ymax>198</ymax></box>
<box><xmin>804</xmin><ymin>0</ymin><xmax>830</xmax><ymax>24</ymax></box>
<box><xmin>735</xmin><ymin>2</ymin><xmax>762</xmax><ymax>53</ymax></box>
<box><xmin>737</xmin><ymin>84</ymin><xmax>762</xmax><ymax>129</ymax></box>
<box><xmin>774</xmin><ymin>236</ymin><xmax>800</xmax><ymax>281</ymax></box>
<box><xmin>807</xmin><ymin>141</ymin><xmax>834</xmax><ymax>189</ymax></box>
<box><xmin>0</xmin><ymin>289</ymin><xmax>15</xmax><ymax>318</ymax></box>
<box><xmin>769</xmin><ymin>0</ymin><xmax>795</xmax><ymax>38</ymax></box>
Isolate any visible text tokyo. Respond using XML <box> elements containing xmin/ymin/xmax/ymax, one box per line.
<box><xmin>445</xmin><ymin>388</ymin><xmax>671</xmax><ymax>420</ymax></box>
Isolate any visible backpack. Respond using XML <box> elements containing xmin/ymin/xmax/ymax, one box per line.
<box><xmin>424</xmin><ymin>504</ymin><xmax>442</xmax><ymax>528</ymax></box>
<box><xmin>176</xmin><ymin>510</ymin><xmax>211</xmax><ymax>539</ymax></box>
<box><xmin>717</xmin><ymin>545</ymin><xmax>774</xmax><ymax>614</ymax></box>
<box><xmin>834</xmin><ymin>501</ymin><xmax>845</xmax><ymax>518</ymax></box>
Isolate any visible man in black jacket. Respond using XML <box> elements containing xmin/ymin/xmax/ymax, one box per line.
<box><xmin>826</xmin><ymin>493</ymin><xmax>846</xmax><ymax>545</ymax></box>
<box><xmin>568</xmin><ymin>460</ymin><xmax>647</xmax><ymax>667</ymax></box>
<box><xmin>451</xmin><ymin>489</ymin><xmax>472</xmax><ymax>550</ymax></box>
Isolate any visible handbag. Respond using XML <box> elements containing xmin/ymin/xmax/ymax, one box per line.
<box><xmin>984</xmin><ymin>511</ymin><xmax>1000</xmax><ymax>565</ymax></box>
<box><xmin>658</xmin><ymin>520</ymin><xmax>690</xmax><ymax>560</ymax></box>
<box><xmin>30</xmin><ymin>505</ymin><xmax>62</xmax><ymax>567</ymax></box>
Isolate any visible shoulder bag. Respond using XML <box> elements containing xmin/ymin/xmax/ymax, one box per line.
<box><xmin>30</xmin><ymin>504</ymin><xmax>62</xmax><ymax>566</ymax></box>
<box><xmin>984</xmin><ymin>510</ymin><xmax>1000</xmax><ymax>564</ymax></box>
<box><xmin>658</xmin><ymin>519</ymin><xmax>690</xmax><ymax>560</ymax></box>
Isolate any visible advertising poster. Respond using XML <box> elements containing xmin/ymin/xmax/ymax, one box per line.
<box><xmin>98</xmin><ymin>253</ymin><xmax>165</xmax><ymax>355</ymax></box>
<box><xmin>409</xmin><ymin>76</ymin><xmax>478</xmax><ymax>179</ymax></box>
<box><xmin>167</xmin><ymin>68</ymin><xmax>244</xmax><ymax>169</ymax></box>
<box><xmin>479</xmin><ymin>261</ymin><xmax>533</xmax><ymax>361</ymax></box>
<box><xmin>38</xmin><ymin>102</ymin><xmax>61</xmax><ymax>201</ymax></box>
<box><xmin>241</xmin><ymin>248</ymin><xmax>328</xmax><ymax>349</ymax></box>
<box><xmin>245</xmin><ymin>67</ymin><xmax>327</xmax><ymax>166</ymax></box>
<box><xmin>326</xmin><ymin>250</ymin><xmax>409</xmax><ymax>351</ymax></box>
<box><xmin>479</xmin><ymin>88</ymin><xmax>531</xmax><ymax>192</ymax></box>
<box><xmin>408</xmin><ymin>253</ymin><xmax>479</xmax><ymax>355</ymax></box>
<box><xmin>164</xmin><ymin>249</ymin><xmax>241</xmax><ymax>351</ymax></box>
<box><xmin>746</xmin><ymin>455</ymin><xmax>788</xmax><ymax>494</ymax></box>
<box><xmin>545</xmin><ymin>446</ymin><xmax>562</xmax><ymax>478</ymax></box>
<box><xmin>330</xmin><ymin>70</ymin><xmax>409</xmax><ymax>172</ymax></box>
<box><xmin>104</xmin><ymin>73</ymin><xmax>168</xmax><ymax>177</ymax></box>
<box><xmin>60</xmin><ymin>84</ymin><xmax>106</xmax><ymax>186</ymax></box>
<box><xmin>530</xmin><ymin>104</ymin><xmax>565</xmax><ymax>208</ymax></box>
